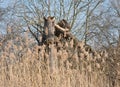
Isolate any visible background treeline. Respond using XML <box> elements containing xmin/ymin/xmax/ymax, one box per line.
<box><xmin>0</xmin><ymin>0</ymin><xmax>120</xmax><ymax>87</ymax></box>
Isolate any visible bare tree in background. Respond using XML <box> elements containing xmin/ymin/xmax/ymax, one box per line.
<box><xmin>0</xmin><ymin>0</ymin><xmax>110</xmax><ymax>49</ymax></box>
<box><xmin>110</xmin><ymin>0</ymin><xmax>120</xmax><ymax>45</ymax></box>
<box><xmin>84</xmin><ymin>0</ymin><xmax>102</xmax><ymax>44</ymax></box>
<box><xmin>10</xmin><ymin>0</ymin><xmax>103</xmax><ymax>46</ymax></box>
<box><xmin>81</xmin><ymin>0</ymin><xmax>120</xmax><ymax>49</ymax></box>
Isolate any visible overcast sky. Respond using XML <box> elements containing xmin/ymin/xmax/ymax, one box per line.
<box><xmin>0</xmin><ymin>0</ymin><xmax>110</xmax><ymax>8</ymax></box>
<box><xmin>0</xmin><ymin>0</ymin><xmax>14</xmax><ymax>8</ymax></box>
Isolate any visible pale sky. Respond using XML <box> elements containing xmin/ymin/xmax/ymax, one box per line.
<box><xmin>0</xmin><ymin>0</ymin><xmax>13</xmax><ymax>8</ymax></box>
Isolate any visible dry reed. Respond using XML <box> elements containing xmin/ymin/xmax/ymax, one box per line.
<box><xmin>0</xmin><ymin>31</ymin><xmax>120</xmax><ymax>87</ymax></box>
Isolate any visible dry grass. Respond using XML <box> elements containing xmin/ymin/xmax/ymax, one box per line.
<box><xmin>0</xmin><ymin>31</ymin><xmax>120</xmax><ymax>87</ymax></box>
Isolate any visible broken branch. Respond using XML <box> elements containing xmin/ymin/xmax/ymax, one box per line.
<box><xmin>55</xmin><ymin>24</ymin><xmax>69</xmax><ymax>32</ymax></box>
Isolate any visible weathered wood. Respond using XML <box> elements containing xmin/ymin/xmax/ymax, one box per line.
<box><xmin>49</xmin><ymin>44</ymin><xmax>57</xmax><ymax>73</ymax></box>
<box><xmin>43</xmin><ymin>16</ymin><xmax>56</xmax><ymax>73</ymax></box>
<box><xmin>55</xmin><ymin>24</ymin><xmax>69</xmax><ymax>32</ymax></box>
<box><xmin>57</xmin><ymin>19</ymin><xmax>71</xmax><ymax>30</ymax></box>
<box><xmin>43</xmin><ymin>16</ymin><xmax>55</xmax><ymax>37</ymax></box>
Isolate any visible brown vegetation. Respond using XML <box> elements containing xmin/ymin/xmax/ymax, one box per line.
<box><xmin>0</xmin><ymin>16</ymin><xmax>120</xmax><ymax>87</ymax></box>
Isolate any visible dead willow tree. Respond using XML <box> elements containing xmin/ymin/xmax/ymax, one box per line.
<box><xmin>43</xmin><ymin>16</ymin><xmax>55</xmax><ymax>73</ymax></box>
<box><xmin>42</xmin><ymin>16</ymin><xmax>71</xmax><ymax>73</ymax></box>
<box><xmin>27</xmin><ymin>15</ymin><xmax>79</xmax><ymax>73</ymax></box>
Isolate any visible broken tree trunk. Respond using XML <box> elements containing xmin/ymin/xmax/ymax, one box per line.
<box><xmin>49</xmin><ymin>44</ymin><xmax>57</xmax><ymax>73</ymax></box>
<box><xmin>43</xmin><ymin>16</ymin><xmax>56</xmax><ymax>74</ymax></box>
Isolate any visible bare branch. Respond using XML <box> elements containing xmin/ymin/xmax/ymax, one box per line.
<box><xmin>55</xmin><ymin>24</ymin><xmax>69</xmax><ymax>32</ymax></box>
